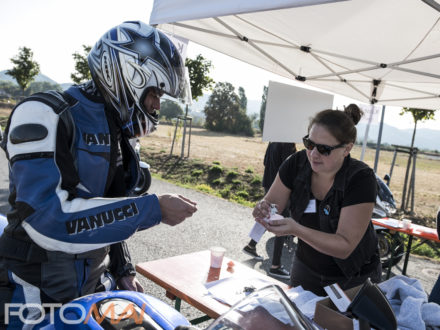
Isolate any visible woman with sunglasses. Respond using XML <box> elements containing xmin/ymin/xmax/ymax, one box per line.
<box><xmin>253</xmin><ymin>104</ymin><xmax>381</xmax><ymax>296</ymax></box>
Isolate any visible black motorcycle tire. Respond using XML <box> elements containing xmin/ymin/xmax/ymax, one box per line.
<box><xmin>377</xmin><ymin>231</ymin><xmax>405</xmax><ymax>268</ymax></box>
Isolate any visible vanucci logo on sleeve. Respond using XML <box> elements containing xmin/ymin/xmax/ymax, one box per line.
<box><xmin>66</xmin><ymin>202</ymin><xmax>139</xmax><ymax>235</ymax></box>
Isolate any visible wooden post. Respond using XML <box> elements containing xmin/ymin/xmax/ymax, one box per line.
<box><xmin>388</xmin><ymin>148</ymin><xmax>398</xmax><ymax>185</ymax></box>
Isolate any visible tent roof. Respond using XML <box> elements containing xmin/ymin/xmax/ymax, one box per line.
<box><xmin>150</xmin><ymin>0</ymin><xmax>440</xmax><ymax>110</ymax></box>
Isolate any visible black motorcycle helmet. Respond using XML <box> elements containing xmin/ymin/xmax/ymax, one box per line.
<box><xmin>88</xmin><ymin>21</ymin><xmax>189</xmax><ymax>137</ymax></box>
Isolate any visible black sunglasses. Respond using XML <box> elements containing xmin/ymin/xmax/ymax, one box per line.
<box><xmin>302</xmin><ymin>135</ymin><xmax>345</xmax><ymax>156</ymax></box>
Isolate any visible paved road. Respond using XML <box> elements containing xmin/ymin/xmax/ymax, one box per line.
<box><xmin>0</xmin><ymin>150</ymin><xmax>439</xmax><ymax>324</ymax></box>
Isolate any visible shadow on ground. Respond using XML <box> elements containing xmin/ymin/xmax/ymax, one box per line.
<box><xmin>239</xmin><ymin>236</ymin><xmax>297</xmax><ymax>285</ymax></box>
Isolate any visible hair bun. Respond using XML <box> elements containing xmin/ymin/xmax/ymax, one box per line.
<box><xmin>344</xmin><ymin>104</ymin><xmax>363</xmax><ymax>125</ymax></box>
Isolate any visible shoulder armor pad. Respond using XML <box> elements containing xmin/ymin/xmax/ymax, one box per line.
<box><xmin>10</xmin><ymin>123</ymin><xmax>48</xmax><ymax>144</ymax></box>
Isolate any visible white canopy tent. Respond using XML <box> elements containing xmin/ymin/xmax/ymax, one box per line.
<box><xmin>150</xmin><ymin>0</ymin><xmax>440</xmax><ymax>110</ymax></box>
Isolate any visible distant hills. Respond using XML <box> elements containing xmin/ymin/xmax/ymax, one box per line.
<box><xmin>190</xmin><ymin>95</ymin><xmax>439</xmax><ymax>152</ymax></box>
<box><xmin>357</xmin><ymin>122</ymin><xmax>440</xmax><ymax>153</ymax></box>
<box><xmin>0</xmin><ymin>70</ymin><xmax>58</xmax><ymax>85</ymax></box>
<box><xmin>189</xmin><ymin>93</ymin><xmax>261</xmax><ymax>114</ymax></box>
<box><xmin>0</xmin><ymin>70</ymin><xmax>72</xmax><ymax>90</ymax></box>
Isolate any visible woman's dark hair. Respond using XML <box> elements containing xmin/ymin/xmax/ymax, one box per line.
<box><xmin>308</xmin><ymin>104</ymin><xmax>363</xmax><ymax>144</ymax></box>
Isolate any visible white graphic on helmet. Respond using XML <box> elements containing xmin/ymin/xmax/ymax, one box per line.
<box><xmin>88</xmin><ymin>21</ymin><xmax>186</xmax><ymax>137</ymax></box>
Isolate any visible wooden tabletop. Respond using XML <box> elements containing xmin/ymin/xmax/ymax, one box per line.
<box><xmin>136</xmin><ymin>250</ymin><xmax>289</xmax><ymax>319</ymax></box>
<box><xmin>372</xmin><ymin>218</ymin><xmax>439</xmax><ymax>242</ymax></box>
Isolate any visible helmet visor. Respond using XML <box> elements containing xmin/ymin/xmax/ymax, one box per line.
<box><xmin>162</xmin><ymin>66</ymin><xmax>192</xmax><ymax>105</ymax></box>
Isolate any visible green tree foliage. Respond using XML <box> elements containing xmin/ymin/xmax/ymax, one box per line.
<box><xmin>259</xmin><ymin>85</ymin><xmax>268</xmax><ymax>132</ymax></box>
<box><xmin>400</xmin><ymin>108</ymin><xmax>436</xmax><ymax>148</ymax></box>
<box><xmin>71</xmin><ymin>45</ymin><xmax>92</xmax><ymax>84</ymax></box>
<box><xmin>6</xmin><ymin>47</ymin><xmax>40</xmax><ymax>94</ymax></box>
<box><xmin>204</xmin><ymin>82</ymin><xmax>254</xmax><ymax>136</ymax></box>
<box><xmin>185</xmin><ymin>54</ymin><xmax>214</xmax><ymax>100</ymax></box>
<box><xmin>204</xmin><ymin>82</ymin><xmax>237</xmax><ymax>132</ymax></box>
<box><xmin>238</xmin><ymin>86</ymin><xmax>247</xmax><ymax>110</ymax></box>
<box><xmin>160</xmin><ymin>99</ymin><xmax>184</xmax><ymax>120</ymax></box>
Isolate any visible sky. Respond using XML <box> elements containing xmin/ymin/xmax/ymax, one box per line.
<box><xmin>1</xmin><ymin>0</ymin><xmax>439</xmax><ymax>131</ymax></box>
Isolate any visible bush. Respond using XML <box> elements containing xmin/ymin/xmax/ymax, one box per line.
<box><xmin>196</xmin><ymin>184</ymin><xmax>214</xmax><ymax>194</ymax></box>
<box><xmin>226</xmin><ymin>171</ymin><xmax>238</xmax><ymax>179</ymax></box>
<box><xmin>235</xmin><ymin>190</ymin><xmax>249</xmax><ymax>199</ymax></box>
<box><xmin>212</xmin><ymin>161</ymin><xmax>221</xmax><ymax>165</ymax></box>
<box><xmin>191</xmin><ymin>169</ymin><xmax>203</xmax><ymax>177</ymax></box>
<box><xmin>212</xmin><ymin>178</ymin><xmax>222</xmax><ymax>186</ymax></box>
<box><xmin>209</xmin><ymin>164</ymin><xmax>223</xmax><ymax>174</ymax></box>
<box><xmin>251</xmin><ymin>176</ymin><xmax>262</xmax><ymax>185</ymax></box>
<box><xmin>245</xmin><ymin>167</ymin><xmax>254</xmax><ymax>174</ymax></box>
<box><xmin>182</xmin><ymin>174</ymin><xmax>193</xmax><ymax>183</ymax></box>
<box><xmin>219</xmin><ymin>187</ymin><xmax>230</xmax><ymax>198</ymax></box>
<box><xmin>231</xmin><ymin>179</ymin><xmax>242</xmax><ymax>186</ymax></box>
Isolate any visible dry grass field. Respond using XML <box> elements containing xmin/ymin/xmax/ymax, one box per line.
<box><xmin>143</xmin><ymin>124</ymin><xmax>440</xmax><ymax>225</ymax></box>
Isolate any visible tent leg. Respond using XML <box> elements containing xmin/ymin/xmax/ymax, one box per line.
<box><xmin>170</xmin><ymin>117</ymin><xmax>180</xmax><ymax>157</ymax></box>
<box><xmin>373</xmin><ymin>105</ymin><xmax>386</xmax><ymax>173</ymax></box>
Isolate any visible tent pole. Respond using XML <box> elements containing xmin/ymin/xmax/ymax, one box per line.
<box><xmin>373</xmin><ymin>105</ymin><xmax>386</xmax><ymax>173</ymax></box>
<box><xmin>360</xmin><ymin>103</ymin><xmax>374</xmax><ymax>161</ymax></box>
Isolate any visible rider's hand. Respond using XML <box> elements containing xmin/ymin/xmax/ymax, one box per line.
<box><xmin>117</xmin><ymin>275</ymin><xmax>144</xmax><ymax>293</ymax></box>
<box><xmin>158</xmin><ymin>194</ymin><xmax>197</xmax><ymax>226</ymax></box>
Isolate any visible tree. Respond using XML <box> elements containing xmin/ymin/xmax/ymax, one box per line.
<box><xmin>185</xmin><ymin>54</ymin><xmax>214</xmax><ymax>101</ymax></box>
<box><xmin>204</xmin><ymin>82</ymin><xmax>253</xmax><ymax>136</ymax></box>
<box><xmin>6</xmin><ymin>47</ymin><xmax>40</xmax><ymax>94</ymax></box>
<box><xmin>160</xmin><ymin>99</ymin><xmax>184</xmax><ymax>120</ymax></box>
<box><xmin>71</xmin><ymin>45</ymin><xmax>92</xmax><ymax>84</ymax></box>
<box><xmin>399</xmin><ymin>107</ymin><xmax>436</xmax><ymax>213</ymax></box>
<box><xmin>259</xmin><ymin>85</ymin><xmax>268</xmax><ymax>132</ymax></box>
<box><xmin>238</xmin><ymin>86</ymin><xmax>247</xmax><ymax>110</ymax></box>
<box><xmin>232</xmin><ymin>108</ymin><xmax>254</xmax><ymax>136</ymax></box>
<box><xmin>400</xmin><ymin>108</ymin><xmax>436</xmax><ymax>149</ymax></box>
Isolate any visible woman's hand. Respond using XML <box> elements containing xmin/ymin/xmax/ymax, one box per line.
<box><xmin>257</xmin><ymin>217</ymin><xmax>298</xmax><ymax>236</ymax></box>
<box><xmin>252</xmin><ymin>199</ymin><xmax>272</xmax><ymax>220</ymax></box>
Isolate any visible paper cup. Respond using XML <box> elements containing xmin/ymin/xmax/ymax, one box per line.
<box><xmin>402</xmin><ymin>219</ymin><xmax>412</xmax><ymax>229</ymax></box>
<box><xmin>210</xmin><ymin>246</ymin><xmax>226</xmax><ymax>268</ymax></box>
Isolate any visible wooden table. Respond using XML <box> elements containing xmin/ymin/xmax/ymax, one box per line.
<box><xmin>136</xmin><ymin>250</ymin><xmax>288</xmax><ymax>324</ymax></box>
<box><xmin>372</xmin><ymin>218</ymin><xmax>440</xmax><ymax>278</ymax></box>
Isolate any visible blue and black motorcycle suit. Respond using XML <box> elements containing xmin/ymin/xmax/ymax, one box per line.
<box><xmin>0</xmin><ymin>84</ymin><xmax>162</xmax><ymax>326</ymax></box>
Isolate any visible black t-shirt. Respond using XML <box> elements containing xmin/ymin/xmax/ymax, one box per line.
<box><xmin>279</xmin><ymin>154</ymin><xmax>377</xmax><ymax>276</ymax></box>
<box><xmin>262</xmin><ymin>142</ymin><xmax>296</xmax><ymax>189</ymax></box>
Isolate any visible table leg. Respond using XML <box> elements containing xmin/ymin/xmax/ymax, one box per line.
<box><xmin>386</xmin><ymin>255</ymin><xmax>393</xmax><ymax>280</ymax></box>
<box><xmin>402</xmin><ymin>235</ymin><xmax>413</xmax><ymax>275</ymax></box>
<box><xmin>166</xmin><ymin>291</ymin><xmax>211</xmax><ymax>325</ymax></box>
<box><xmin>385</xmin><ymin>231</ymin><xmax>401</xmax><ymax>280</ymax></box>
<box><xmin>190</xmin><ymin>315</ymin><xmax>212</xmax><ymax>325</ymax></box>
<box><xmin>175</xmin><ymin>297</ymin><xmax>182</xmax><ymax>311</ymax></box>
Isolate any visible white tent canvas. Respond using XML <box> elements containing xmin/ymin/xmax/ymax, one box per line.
<box><xmin>263</xmin><ymin>81</ymin><xmax>334</xmax><ymax>143</ymax></box>
<box><xmin>150</xmin><ymin>0</ymin><xmax>440</xmax><ymax>110</ymax></box>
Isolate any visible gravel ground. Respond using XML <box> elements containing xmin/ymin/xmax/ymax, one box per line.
<box><xmin>0</xmin><ymin>152</ymin><xmax>439</xmax><ymax>327</ymax></box>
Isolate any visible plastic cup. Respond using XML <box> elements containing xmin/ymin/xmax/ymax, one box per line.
<box><xmin>402</xmin><ymin>219</ymin><xmax>412</xmax><ymax>230</ymax></box>
<box><xmin>210</xmin><ymin>246</ymin><xmax>226</xmax><ymax>268</ymax></box>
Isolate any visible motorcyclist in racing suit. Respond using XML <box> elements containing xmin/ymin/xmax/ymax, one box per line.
<box><xmin>0</xmin><ymin>21</ymin><xmax>197</xmax><ymax>327</ymax></box>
